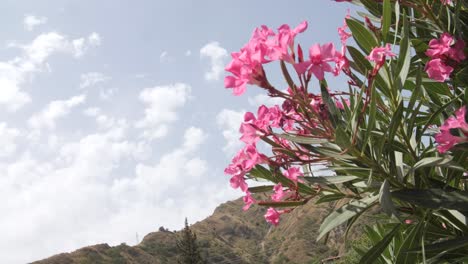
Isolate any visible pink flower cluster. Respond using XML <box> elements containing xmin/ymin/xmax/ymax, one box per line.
<box><xmin>224</xmin><ymin>21</ymin><xmax>308</xmax><ymax>96</ymax></box>
<box><xmin>366</xmin><ymin>44</ymin><xmax>396</xmax><ymax>64</ymax></box>
<box><xmin>425</xmin><ymin>33</ymin><xmax>465</xmax><ymax>82</ymax></box>
<box><xmin>225</xmin><ymin>144</ymin><xmax>265</xmax><ymax>192</ymax></box>
<box><xmin>294</xmin><ymin>42</ymin><xmax>347</xmax><ymax>80</ymax></box>
<box><xmin>435</xmin><ymin>106</ymin><xmax>468</xmax><ymax>153</ymax></box>
<box><xmin>224</xmin><ymin>19</ymin><xmax>352</xmax><ymax>227</ymax></box>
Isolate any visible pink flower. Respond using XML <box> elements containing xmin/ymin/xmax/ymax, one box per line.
<box><xmin>426</xmin><ymin>33</ymin><xmax>465</xmax><ymax>62</ymax></box>
<box><xmin>335</xmin><ymin>98</ymin><xmax>350</xmax><ymax>110</ymax></box>
<box><xmin>268</xmin><ymin>21</ymin><xmax>308</xmax><ymax>63</ymax></box>
<box><xmin>283</xmin><ymin>167</ymin><xmax>304</xmax><ymax>183</ymax></box>
<box><xmin>225</xmin><ymin>22</ymin><xmax>308</xmax><ymax>96</ymax></box>
<box><xmin>264</xmin><ymin>207</ymin><xmax>284</xmax><ymax>226</ymax></box>
<box><xmin>366</xmin><ymin>44</ymin><xmax>396</xmax><ymax>64</ymax></box>
<box><xmin>426</xmin><ymin>33</ymin><xmax>454</xmax><ymax>58</ymax></box>
<box><xmin>294</xmin><ymin>43</ymin><xmax>337</xmax><ymax>80</ymax></box>
<box><xmin>240</xmin><ymin>123</ymin><xmax>261</xmax><ymax>144</ymax></box>
<box><xmin>225</xmin><ymin>145</ymin><xmax>265</xmax><ymax>191</ymax></box>
<box><xmin>271</xmin><ymin>183</ymin><xmax>288</xmax><ymax>201</ymax></box>
<box><xmin>425</xmin><ymin>58</ymin><xmax>453</xmax><ymax>82</ymax></box>
<box><xmin>230</xmin><ymin>174</ymin><xmax>248</xmax><ymax>192</ymax></box>
<box><xmin>435</xmin><ymin>106</ymin><xmax>468</xmax><ymax>153</ymax></box>
<box><xmin>243</xmin><ymin>191</ymin><xmax>256</xmax><ymax>211</ymax></box>
<box><xmin>338</xmin><ymin>11</ymin><xmax>351</xmax><ymax>46</ymax></box>
<box><xmin>448</xmin><ymin>39</ymin><xmax>466</xmax><ymax>62</ymax></box>
<box><xmin>441</xmin><ymin>0</ymin><xmax>453</xmax><ymax>5</ymax></box>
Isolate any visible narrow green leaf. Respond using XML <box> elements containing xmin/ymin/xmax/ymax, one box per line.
<box><xmin>396</xmin><ymin>221</ymin><xmax>425</xmax><ymax>263</ymax></box>
<box><xmin>392</xmin><ymin>188</ymin><xmax>468</xmax><ymax>211</ymax></box>
<box><xmin>411</xmin><ymin>156</ymin><xmax>455</xmax><ymax>172</ymax></box>
<box><xmin>316</xmin><ymin>193</ymin><xmax>347</xmax><ymax>204</ymax></box>
<box><xmin>405</xmin><ymin>236</ymin><xmax>468</xmax><ymax>253</ymax></box>
<box><xmin>320</xmin><ymin>79</ymin><xmax>340</xmax><ymax>128</ymax></box>
<box><xmin>247</xmin><ymin>185</ymin><xmax>274</xmax><ymax>193</ymax></box>
<box><xmin>304</xmin><ymin>176</ymin><xmax>359</xmax><ymax>185</ymax></box>
<box><xmin>346</xmin><ymin>18</ymin><xmax>379</xmax><ymax>54</ymax></box>
<box><xmin>274</xmin><ymin>133</ymin><xmax>327</xmax><ymax>145</ymax></box>
<box><xmin>280</xmin><ymin>60</ymin><xmax>295</xmax><ymax>90</ymax></box>
<box><xmin>396</xmin><ymin>11</ymin><xmax>411</xmax><ymax>86</ymax></box>
<box><xmin>379</xmin><ymin>179</ymin><xmax>397</xmax><ymax>217</ymax></box>
<box><xmin>317</xmin><ymin>194</ymin><xmax>378</xmax><ymax>240</ymax></box>
<box><xmin>258</xmin><ymin>200</ymin><xmax>306</xmax><ymax>208</ymax></box>
<box><xmin>359</xmin><ymin>224</ymin><xmax>401</xmax><ymax>264</ymax></box>
<box><xmin>382</xmin><ymin>0</ymin><xmax>391</xmax><ymax>42</ymax></box>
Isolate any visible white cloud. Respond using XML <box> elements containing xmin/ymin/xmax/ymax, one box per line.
<box><xmin>80</xmin><ymin>72</ymin><xmax>110</xmax><ymax>89</ymax></box>
<box><xmin>88</xmin><ymin>32</ymin><xmax>102</xmax><ymax>46</ymax></box>
<box><xmin>99</xmin><ymin>88</ymin><xmax>116</xmax><ymax>100</ymax></box>
<box><xmin>216</xmin><ymin>109</ymin><xmax>245</xmax><ymax>156</ymax></box>
<box><xmin>136</xmin><ymin>83</ymin><xmax>191</xmax><ymax>140</ymax></box>
<box><xmin>72</xmin><ymin>33</ymin><xmax>101</xmax><ymax>58</ymax></box>
<box><xmin>248</xmin><ymin>93</ymin><xmax>285</xmax><ymax>107</ymax></box>
<box><xmin>23</xmin><ymin>15</ymin><xmax>47</xmax><ymax>31</ymax></box>
<box><xmin>0</xmin><ymin>125</ymin><xmax>237</xmax><ymax>263</ymax></box>
<box><xmin>0</xmin><ymin>32</ymin><xmax>99</xmax><ymax>111</ymax></box>
<box><xmin>200</xmin><ymin>41</ymin><xmax>227</xmax><ymax>81</ymax></box>
<box><xmin>0</xmin><ymin>123</ymin><xmax>21</xmax><ymax>157</ymax></box>
<box><xmin>28</xmin><ymin>95</ymin><xmax>86</xmax><ymax>130</ymax></box>
<box><xmin>83</xmin><ymin>107</ymin><xmax>100</xmax><ymax>117</ymax></box>
<box><xmin>159</xmin><ymin>51</ymin><xmax>173</xmax><ymax>63</ymax></box>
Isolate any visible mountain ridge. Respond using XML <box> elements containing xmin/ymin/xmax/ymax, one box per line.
<box><xmin>33</xmin><ymin>196</ymin><xmax>370</xmax><ymax>263</ymax></box>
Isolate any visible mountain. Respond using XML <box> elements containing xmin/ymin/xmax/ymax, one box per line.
<box><xmin>33</xmin><ymin>196</ymin><xmax>371</xmax><ymax>264</ymax></box>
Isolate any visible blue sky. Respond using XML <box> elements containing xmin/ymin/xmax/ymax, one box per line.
<box><xmin>0</xmin><ymin>0</ymin><xmax>354</xmax><ymax>262</ymax></box>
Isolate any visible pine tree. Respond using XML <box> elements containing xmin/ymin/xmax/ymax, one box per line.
<box><xmin>176</xmin><ymin>218</ymin><xmax>204</xmax><ymax>264</ymax></box>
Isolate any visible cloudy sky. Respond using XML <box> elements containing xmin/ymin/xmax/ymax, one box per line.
<box><xmin>0</xmin><ymin>0</ymin><xmax>353</xmax><ymax>262</ymax></box>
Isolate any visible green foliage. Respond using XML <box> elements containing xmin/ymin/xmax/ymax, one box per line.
<box><xmin>246</xmin><ymin>0</ymin><xmax>468</xmax><ymax>262</ymax></box>
<box><xmin>176</xmin><ymin>218</ymin><xmax>205</xmax><ymax>264</ymax></box>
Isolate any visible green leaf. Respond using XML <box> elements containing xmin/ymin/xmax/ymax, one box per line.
<box><xmin>396</xmin><ymin>221</ymin><xmax>425</xmax><ymax>263</ymax></box>
<box><xmin>317</xmin><ymin>194</ymin><xmax>378</xmax><ymax>240</ymax></box>
<box><xmin>274</xmin><ymin>133</ymin><xmax>327</xmax><ymax>145</ymax></box>
<box><xmin>320</xmin><ymin>79</ymin><xmax>340</xmax><ymax>128</ymax></box>
<box><xmin>410</xmin><ymin>156</ymin><xmax>456</xmax><ymax>172</ymax></box>
<box><xmin>346</xmin><ymin>18</ymin><xmax>379</xmax><ymax>54</ymax></box>
<box><xmin>248</xmin><ymin>165</ymin><xmax>273</xmax><ymax>181</ymax></box>
<box><xmin>359</xmin><ymin>224</ymin><xmax>401</xmax><ymax>264</ymax></box>
<box><xmin>379</xmin><ymin>179</ymin><xmax>397</xmax><ymax>217</ymax></box>
<box><xmin>316</xmin><ymin>193</ymin><xmax>347</xmax><ymax>204</ymax></box>
<box><xmin>405</xmin><ymin>236</ymin><xmax>468</xmax><ymax>253</ymax></box>
<box><xmin>392</xmin><ymin>188</ymin><xmax>468</xmax><ymax>211</ymax></box>
<box><xmin>456</xmin><ymin>66</ymin><xmax>468</xmax><ymax>85</ymax></box>
<box><xmin>247</xmin><ymin>185</ymin><xmax>274</xmax><ymax>193</ymax></box>
<box><xmin>382</xmin><ymin>0</ymin><xmax>391</xmax><ymax>42</ymax></box>
<box><xmin>396</xmin><ymin>11</ymin><xmax>411</xmax><ymax>86</ymax></box>
<box><xmin>304</xmin><ymin>176</ymin><xmax>359</xmax><ymax>185</ymax></box>
<box><xmin>280</xmin><ymin>60</ymin><xmax>296</xmax><ymax>90</ymax></box>
<box><xmin>257</xmin><ymin>200</ymin><xmax>306</xmax><ymax>208</ymax></box>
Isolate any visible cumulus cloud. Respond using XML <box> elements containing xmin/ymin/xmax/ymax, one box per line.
<box><xmin>0</xmin><ymin>123</ymin><xmax>21</xmax><ymax>157</ymax></box>
<box><xmin>0</xmin><ymin>124</ymin><xmax>237</xmax><ymax>263</ymax></box>
<box><xmin>72</xmin><ymin>32</ymin><xmax>101</xmax><ymax>58</ymax></box>
<box><xmin>200</xmin><ymin>41</ymin><xmax>227</xmax><ymax>81</ymax></box>
<box><xmin>79</xmin><ymin>72</ymin><xmax>110</xmax><ymax>89</ymax></box>
<box><xmin>136</xmin><ymin>83</ymin><xmax>191</xmax><ymax>140</ymax></box>
<box><xmin>28</xmin><ymin>95</ymin><xmax>86</xmax><ymax>130</ymax></box>
<box><xmin>88</xmin><ymin>32</ymin><xmax>102</xmax><ymax>46</ymax></box>
<box><xmin>248</xmin><ymin>93</ymin><xmax>285</xmax><ymax>107</ymax></box>
<box><xmin>0</xmin><ymin>32</ymin><xmax>99</xmax><ymax>111</ymax></box>
<box><xmin>23</xmin><ymin>15</ymin><xmax>47</xmax><ymax>31</ymax></box>
<box><xmin>159</xmin><ymin>51</ymin><xmax>174</xmax><ymax>63</ymax></box>
<box><xmin>216</xmin><ymin>109</ymin><xmax>245</xmax><ymax>156</ymax></box>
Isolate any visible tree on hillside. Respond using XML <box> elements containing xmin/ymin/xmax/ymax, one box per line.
<box><xmin>176</xmin><ymin>218</ymin><xmax>205</xmax><ymax>264</ymax></box>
